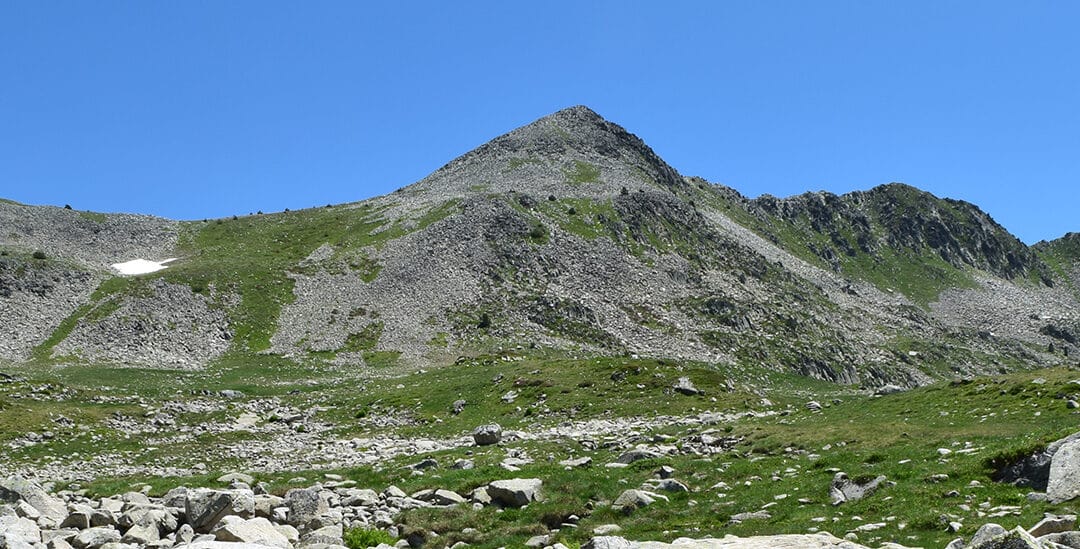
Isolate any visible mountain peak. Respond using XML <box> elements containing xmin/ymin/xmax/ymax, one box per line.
<box><xmin>401</xmin><ymin>106</ymin><xmax>686</xmax><ymax>201</ymax></box>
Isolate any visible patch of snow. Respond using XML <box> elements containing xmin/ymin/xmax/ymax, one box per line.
<box><xmin>111</xmin><ymin>258</ymin><xmax>178</xmax><ymax>275</ymax></box>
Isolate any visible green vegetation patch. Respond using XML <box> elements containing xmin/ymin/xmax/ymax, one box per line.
<box><xmin>157</xmin><ymin>200</ymin><xmax>459</xmax><ymax>353</ymax></box>
<box><xmin>564</xmin><ymin>160</ymin><xmax>601</xmax><ymax>185</ymax></box>
<box><xmin>344</xmin><ymin>322</ymin><xmax>384</xmax><ymax>352</ymax></box>
<box><xmin>78</xmin><ymin>211</ymin><xmax>108</xmax><ymax>223</ymax></box>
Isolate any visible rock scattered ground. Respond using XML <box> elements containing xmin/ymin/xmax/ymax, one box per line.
<box><xmin>5</xmin><ymin>466</ymin><xmax>1080</xmax><ymax>549</ymax></box>
<box><xmin>1</xmin><ymin>408</ymin><xmax>767</xmax><ymax>483</ymax></box>
<box><xmin>51</xmin><ymin>279</ymin><xmax>232</xmax><ymax>369</ymax></box>
<box><xmin>0</xmin><ymin>258</ymin><xmax>100</xmax><ymax>361</ymax></box>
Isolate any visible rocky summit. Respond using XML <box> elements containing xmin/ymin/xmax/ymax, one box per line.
<box><xmin>3</xmin><ymin>106</ymin><xmax>1080</xmax><ymax>549</ymax></box>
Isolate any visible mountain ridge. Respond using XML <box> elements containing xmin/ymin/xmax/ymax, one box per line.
<box><xmin>2</xmin><ymin>106</ymin><xmax>1078</xmax><ymax>388</ymax></box>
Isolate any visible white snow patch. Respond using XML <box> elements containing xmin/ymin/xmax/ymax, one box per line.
<box><xmin>111</xmin><ymin>258</ymin><xmax>178</xmax><ymax>275</ymax></box>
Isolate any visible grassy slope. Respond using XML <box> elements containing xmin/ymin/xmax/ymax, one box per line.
<box><xmin>1035</xmin><ymin>234</ymin><xmax>1080</xmax><ymax>296</ymax></box>
<box><xmin>698</xmin><ymin>186</ymin><xmax>980</xmax><ymax>307</ymax></box>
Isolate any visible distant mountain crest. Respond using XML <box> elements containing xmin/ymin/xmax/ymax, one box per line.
<box><xmin>401</xmin><ymin>106</ymin><xmax>686</xmax><ymax>204</ymax></box>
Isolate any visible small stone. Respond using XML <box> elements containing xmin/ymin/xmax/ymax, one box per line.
<box><xmin>673</xmin><ymin>377</ymin><xmax>700</xmax><ymax>396</ymax></box>
<box><xmin>654</xmin><ymin>479</ymin><xmax>689</xmax><ymax>492</ymax></box>
<box><xmin>615</xmin><ymin>449</ymin><xmax>660</xmax><ymax>464</ymax></box>
<box><xmin>730</xmin><ymin>510</ymin><xmax>771</xmax><ymax>522</ymax></box>
<box><xmin>612</xmin><ymin>489</ymin><xmax>667</xmax><ymax>512</ymax></box>
<box><xmin>559</xmin><ymin>457</ymin><xmax>592</xmax><ymax>469</ymax></box>
<box><xmin>216</xmin><ymin>473</ymin><xmax>255</xmax><ymax>485</ymax></box>
<box><xmin>592</xmin><ymin>524</ymin><xmax>622</xmax><ymax>536</ymax></box>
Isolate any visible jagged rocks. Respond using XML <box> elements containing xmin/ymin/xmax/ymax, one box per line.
<box><xmin>1028</xmin><ymin>513</ymin><xmax>1076</xmax><ymax>537</ymax></box>
<box><xmin>283</xmin><ymin>487</ymin><xmax>332</xmax><ymax>531</ymax></box>
<box><xmin>184</xmin><ymin>489</ymin><xmax>255</xmax><ymax>534</ymax></box>
<box><xmin>50</xmin><ymin>278</ymin><xmax>233</xmax><ymax>370</ymax></box>
<box><xmin>967</xmin><ymin>525</ymin><xmax>1041</xmax><ymax>549</ymax></box>
<box><xmin>0</xmin><ymin>516</ymin><xmax>40</xmax><ymax>549</ymax></box>
<box><xmin>0</xmin><ymin>476</ymin><xmax>68</xmax><ymax>523</ymax></box>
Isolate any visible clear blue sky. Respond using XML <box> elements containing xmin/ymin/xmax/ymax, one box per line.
<box><xmin>2</xmin><ymin>2</ymin><xmax>1077</xmax><ymax>243</ymax></box>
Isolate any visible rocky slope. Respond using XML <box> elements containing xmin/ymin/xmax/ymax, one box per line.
<box><xmin>1</xmin><ymin>106</ymin><xmax>1077</xmax><ymax>387</ymax></box>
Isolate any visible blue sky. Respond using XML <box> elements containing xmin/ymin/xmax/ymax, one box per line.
<box><xmin>1</xmin><ymin>2</ymin><xmax>1077</xmax><ymax>243</ymax></box>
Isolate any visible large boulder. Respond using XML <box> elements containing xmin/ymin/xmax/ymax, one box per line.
<box><xmin>70</xmin><ymin>527</ymin><xmax>121</xmax><ymax>549</ymax></box>
<box><xmin>472</xmin><ymin>424</ymin><xmax>503</xmax><ymax>446</ymax></box>
<box><xmin>120</xmin><ymin>522</ymin><xmax>160</xmax><ymax>546</ymax></box>
<box><xmin>995</xmin><ymin>431</ymin><xmax>1080</xmax><ymax>489</ymax></box>
<box><xmin>300</xmin><ymin>523</ymin><xmax>343</xmax><ymax>546</ymax></box>
<box><xmin>1028</xmin><ymin>513</ymin><xmax>1076</xmax><ymax>537</ymax></box>
<box><xmin>184</xmin><ymin>489</ymin><xmax>255</xmax><ymax>534</ymax></box>
<box><xmin>0</xmin><ymin>477</ymin><xmax>68</xmax><ymax>523</ymax></box>
<box><xmin>283</xmin><ymin>488</ymin><xmax>330</xmax><ymax>529</ymax></box>
<box><xmin>486</xmin><ymin>479</ymin><xmax>542</xmax><ymax>508</ymax></box>
<box><xmin>211</xmin><ymin>516</ymin><xmax>290</xmax><ymax>549</ymax></box>
<box><xmin>968</xmin><ymin>525</ymin><xmax>1041</xmax><ymax>549</ymax></box>
<box><xmin>411</xmin><ymin>489</ymin><xmax>467</xmax><ymax>506</ymax></box>
<box><xmin>673</xmin><ymin>377</ymin><xmax>701</xmax><ymax>396</ymax></box>
<box><xmin>616</xmin><ymin>449</ymin><xmax>661</xmax><ymax>464</ymax></box>
<box><xmin>0</xmin><ymin>516</ymin><xmax>41</xmax><ymax>548</ymax></box>
<box><xmin>1048</xmin><ymin>440</ymin><xmax>1080</xmax><ymax>503</ymax></box>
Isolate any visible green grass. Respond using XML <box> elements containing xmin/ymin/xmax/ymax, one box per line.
<box><xmin>78</xmin><ymin>211</ymin><xmax>108</xmax><ymax>223</ymax></box>
<box><xmin>841</xmin><ymin>246</ymin><xmax>978</xmax><ymax>306</ymax></box>
<box><xmin>565</xmin><ymin>160</ymin><xmax>601</xmax><ymax>185</ymax></box>
<box><xmin>535</xmin><ymin>198</ymin><xmax>619</xmax><ymax>242</ymax></box>
<box><xmin>344</xmin><ymin>527</ymin><xmax>396</xmax><ymax>549</ymax></box>
<box><xmin>506</xmin><ymin>157</ymin><xmax>543</xmax><ymax>172</ymax></box>
<box><xmin>344</xmin><ymin>322</ymin><xmax>384</xmax><ymax>352</ymax></box>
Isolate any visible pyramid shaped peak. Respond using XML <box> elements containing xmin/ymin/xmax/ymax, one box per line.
<box><xmin>400</xmin><ymin>105</ymin><xmax>688</xmax><ymax>202</ymax></box>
